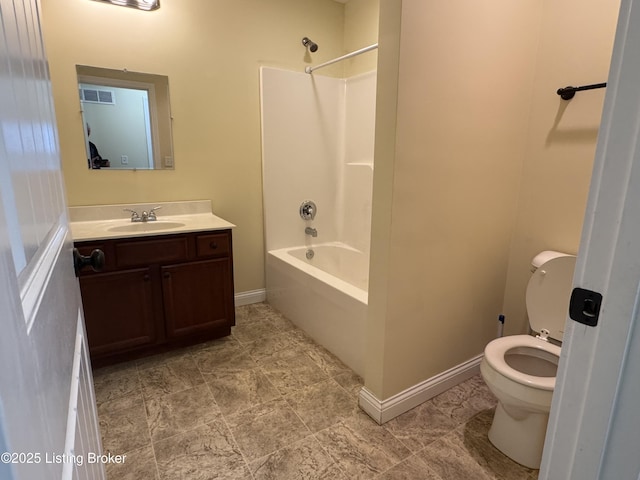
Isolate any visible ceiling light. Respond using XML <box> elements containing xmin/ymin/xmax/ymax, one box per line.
<box><xmin>91</xmin><ymin>0</ymin><xmax>159</xmax><ymax>11</ymax></box>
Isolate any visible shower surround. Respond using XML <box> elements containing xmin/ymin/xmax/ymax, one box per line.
<box><xmin>260</xmin><ymin>67</ymin><xmax>376</xmax><ymax>376</ymax></box>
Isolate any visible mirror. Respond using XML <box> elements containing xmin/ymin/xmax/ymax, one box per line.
<box><xmin>77</xmin><ymin>65</ymin><xmax>174</xmax><ymax>170</ymax></box>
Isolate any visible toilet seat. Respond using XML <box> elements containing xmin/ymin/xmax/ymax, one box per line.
<box><xmin>484</xmin><ymin>334</ymin><xmax>560</xmax><ymax>391</ymax></box>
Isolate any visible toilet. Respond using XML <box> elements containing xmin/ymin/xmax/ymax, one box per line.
<box><xmin>480</xmin><ymin>250</ymin><xmax>576</xmax><ymax>469</ymax></box>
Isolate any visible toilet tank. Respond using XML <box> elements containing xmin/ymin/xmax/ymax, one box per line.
<box><xmin>527</xmin><ymin>250</ymin><xmax>577</xmax><ymax>342</ymax></box>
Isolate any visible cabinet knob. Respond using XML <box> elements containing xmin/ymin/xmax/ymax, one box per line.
<box><xmin>73</xmin><ymin>248</ymin><xmax>105</xmax><ymax>277</ymax></box>
<box><xmin>210</xmin><ymin>241</ymin><xmax>218</xmax><ymax>249</ymax></box>
<box><xmin>144</xmin><ymin>274</ymin><xmax>150</xmax><ymax>281</ymax></box>
<box><xmin>163</xmin><ymin>271</ymin><xmax>171</xmax><ymax>279</ymax></box>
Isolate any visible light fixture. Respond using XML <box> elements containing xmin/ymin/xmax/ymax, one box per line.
<box><xmin>91</xmin><ymin>0</ymin><xmax>159</xmax><ymax>11</ymax></box>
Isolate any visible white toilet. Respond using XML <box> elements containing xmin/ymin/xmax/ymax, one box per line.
<box><xmin>480</xmin><ymin>250</ymin><xmax>576</xmax><ymax>469</ymax></box>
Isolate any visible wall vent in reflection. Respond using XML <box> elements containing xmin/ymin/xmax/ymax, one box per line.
<box><xmin>79</xmin><ymin>88</ymin><xmax>115</xmax><ymax>105</ymax></box>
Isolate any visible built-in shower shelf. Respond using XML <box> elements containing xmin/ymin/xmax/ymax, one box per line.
<box><xmin>346</xmin><ymin>162</ymin><xmax>374</xmax><ymax>170</ymax></box>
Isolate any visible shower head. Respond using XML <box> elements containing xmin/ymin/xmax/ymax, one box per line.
<box><xmin>302</xmin><ymin>37</ymin><xmax>318</xmax><ymax>53</ymax></box>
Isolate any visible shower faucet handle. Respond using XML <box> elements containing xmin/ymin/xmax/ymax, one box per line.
<box><xmin>300</xmin><ymin>200</ymin><xmax>317</xmax><ymax>220</ymax></box>
<box><xmin>302</xmin><ymin>204</ymin><xmax>314</xmax><ymax>217</ymax></box>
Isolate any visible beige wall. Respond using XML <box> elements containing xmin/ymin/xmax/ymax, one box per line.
<box><xmin>344</xmin><ymin>0</ymin><xmax>380</xmax><ymax>76</ymax></box>
<box><xmin>368</xmin><ymin>0</ymin><xmax>542</xmax><ymax>399</ymax></box>
<box><xmin>41</xmin><ymin>0</ymin><xmax>352</xmax><ymax>294</ymax></box>
<box><xmin>368</xmin><ymin>0</ymin><xmax>619</xmax><ymax>401</ymax></box>
<box><xmin>501</xmin><ymin>0</ymin><xmax>620</xmax><ymax>336</ymax></box>
<box><xmin>365</xmin><ymin>0</ymin><xmax>402</xmax><ymax>397</ymax></box>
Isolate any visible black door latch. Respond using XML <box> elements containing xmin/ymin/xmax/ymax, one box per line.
<box><xmin>569</xmin><ymin>287</ymin><xmax>603</xmax><ymax>327</ymax></box>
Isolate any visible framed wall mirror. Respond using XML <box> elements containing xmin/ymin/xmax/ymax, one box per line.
<box><xmin>77</xmin><ymin>65</ymin><xmax>174</xmax><ymax>170</ymax></box>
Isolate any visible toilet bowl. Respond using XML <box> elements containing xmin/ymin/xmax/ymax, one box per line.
<box><xmin>480</xmin><ymin>251</ymin><xmax>576</xmax><ymax>469</ymax></box>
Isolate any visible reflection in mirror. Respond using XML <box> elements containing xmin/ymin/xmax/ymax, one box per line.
<box><xmin>76</xmin><ymin>65</ymin><xmax>174</xmax><ymax>170</ymax></box>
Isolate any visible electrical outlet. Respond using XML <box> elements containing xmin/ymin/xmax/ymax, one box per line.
<box><xmin>121</xmin><ymin>155</ymin><xmax>129</xmax><ymax>165</ymax></box>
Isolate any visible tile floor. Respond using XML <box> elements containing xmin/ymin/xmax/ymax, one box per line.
<box><xmin>93</xmin><ymin>302</ymin><xmax>538</xmax><ymax>480</ymax></box>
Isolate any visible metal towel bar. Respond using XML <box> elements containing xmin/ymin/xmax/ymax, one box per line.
<box><xmin>557</xmin><ymin>82</ymin><xmax>607</xmax><ymax>100</ymax></box>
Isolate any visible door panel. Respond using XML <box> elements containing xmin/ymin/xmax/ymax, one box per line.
<box><xmin>162</xmin><ymin>259</ymin><xmax>232</xmax><ymax>338</ymax></box>
<box><xmin>80</xmin><ymin>267</ymin><xmax>158</xmax><ymax>355</ymax></box>
<box><xmin>0</xmin><ymin>0</ymin><xmax>104</xmax><ymax>478</ymax></box>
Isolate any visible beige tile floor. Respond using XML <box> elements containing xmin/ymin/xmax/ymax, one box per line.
<box><xmin>93</xmin><ymin>302</ymin><xmax>538</xmax><ymax>480</ymax></box>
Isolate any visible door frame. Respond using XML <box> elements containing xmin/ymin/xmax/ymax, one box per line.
<box><xmin>540</xmin><ymin>0</ymin><xmax>640</xmax><ymax>477</ymax></box>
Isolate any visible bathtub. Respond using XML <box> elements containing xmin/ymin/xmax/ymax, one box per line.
<box><xmin>266</xmin><ymin>242</ymin><xmax>368</xmax><ymax>376</ymax></box>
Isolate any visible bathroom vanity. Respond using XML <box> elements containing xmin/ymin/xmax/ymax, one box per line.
<box><xmin>71</xmin><ymin>201</ymin><xmax>235</xmax><ymax>366</ymax></box>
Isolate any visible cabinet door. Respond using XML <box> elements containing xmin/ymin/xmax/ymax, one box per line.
<box><xmin>80</xmin><ymin>268</ymin><xmax>157</xmax><ymax>357</ymax></box>
<box><xmin>162</xmin><ymin>259</ymin><xmax>233</xmax><ymax>338</ymax></box>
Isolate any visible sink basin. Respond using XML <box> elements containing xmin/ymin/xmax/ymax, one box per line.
<box><xmin>107</xmin><ymin>221</ymin><xmax>186</xmax><ymax>233</ymax></box>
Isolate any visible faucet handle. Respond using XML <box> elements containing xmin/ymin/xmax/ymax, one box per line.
<box><xmin>300</xmin><ymin>200</ymin><xmax>317</xmax><ymax>220</ymax></box>
<box><xmin>148</xmin><ymin>206</ymin><xmax>162</xmax><ymax>220</ymax></box>
<box><xmin>123</xmin><ymin>208</ymin><xmax>140</xmax><ymax>222</ymax></box>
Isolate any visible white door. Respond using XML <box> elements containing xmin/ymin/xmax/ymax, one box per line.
<box><xmin>540</xmin><ymin>0</ymin><xmax>640</xmax><ymax>478</ymax></box>
<box><xmin>0</xmin><ymin>0</ymin><xmax>104</xmax><ymax>479</ymax></box>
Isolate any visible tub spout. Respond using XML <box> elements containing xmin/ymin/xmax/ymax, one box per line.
<box><xmin>305</xmin><ymin>227</ymin><xmax>318</xmax><ymax>237</ymax></box>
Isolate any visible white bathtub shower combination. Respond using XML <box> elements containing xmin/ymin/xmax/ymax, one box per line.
<box><xmin>267</xmin><ymin>243</ymin><xmax>368</xmax><ymax>376</ymax></box>
<box><xmin>260</xmin><ymin>67</ymin><xmax>376</xmax><ymax>377</ymax></box>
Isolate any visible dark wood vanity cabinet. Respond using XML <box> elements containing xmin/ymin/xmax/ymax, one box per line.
<box><xmin>79</xmin><ymin>267</ymin><xmax>158</xmax><ymax>357</ymax></box>
<box><xmin>162</xmin><ymin>259</ymin><xmax>232</xmax><ymax>338</ymax></box>
<box><xmin>75</xmin><ymin>229</ymin><xmax>235</xmax><ymax>366</ymax></box>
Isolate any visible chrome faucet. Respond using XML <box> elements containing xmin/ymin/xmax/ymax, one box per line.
<box><xmin>305</xmin><ymin>227</ymin><xmax>318</xmax><ymax>237</ymax></box>
<box><xmin>123</xmin><ymin>208</ymin><xmax>141</xmax><ymax>222</ymax></box>
<box><xmin>124</xmin><ymin>206</ymin><xmax>161</xmax><ymax>222</ymax></box>
<box><xmin>141</xmin><ymin>206</ymin><xmax>162</xmax><ymax>222</ymax></box>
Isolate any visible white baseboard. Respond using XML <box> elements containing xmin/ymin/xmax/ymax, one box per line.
<box><xmin>359</xmin><ymin>354</ymin><xmax>483</xmax><ymax>424</ymax></box>
<box><xmin>234</xmin><ymin>289</ymin><xmax>267</xmax><ymax>306</ymax></box>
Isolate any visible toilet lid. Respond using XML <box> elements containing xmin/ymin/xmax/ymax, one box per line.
<box><xmin>526</xmin><ymin>255</ymin><xmax>576</xmax><ymax>342</ymax></box>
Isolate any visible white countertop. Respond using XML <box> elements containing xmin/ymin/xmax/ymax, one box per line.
<box><xmin>69</xmin><ymin>200</ymin><xmax>235</xmax><ymax>242</ymax></box>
